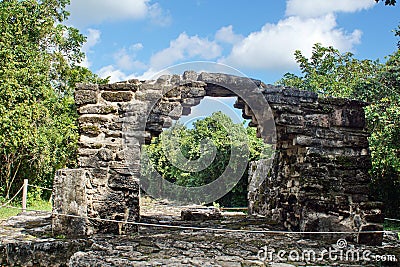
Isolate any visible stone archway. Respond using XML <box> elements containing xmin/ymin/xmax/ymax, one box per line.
<box><xmin>52</xmin><ymin>71</ymin><xmax>382</xmax><ymax>245</ymax></box>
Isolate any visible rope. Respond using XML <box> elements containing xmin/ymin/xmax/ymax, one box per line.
<box><xmin>27</xmin><ymin>184</ymin><xmax>53</xmax><ymax>191</ymax></box>
<box><xmin>0</xmin><ymin>185</ymin><xmax>24</xmax><ymax>208</ymax></box>
<box><xmin>385</xmin><ymin>217</ymin><xmax>400</xmax><ymax>222</ymax></box>
<box><xmin>2</xmin><ymin>205</ymin><xmax>394</xmax><ymax>235</ymax></box>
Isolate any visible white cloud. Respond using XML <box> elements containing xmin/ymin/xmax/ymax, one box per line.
<box><xmin>131</xmin><ymin>43</ymin><xmax>144</xmax><ymax>51</ymax></box>
<box><xmin>220</xmin><ymin>14</ymin><xmax>362</xmax><ymax>70</ymax></box>
<box><xmin>80</xmin><ymin>29</ymin><xmax>101</xmax><ymax>68</ymax></box>
<box><xmin>67</xmin><ymin>0</ymin><xmax>171</xmax><ymax>27</ymax></box>
<box><xmin>286</xmin><ymin>0</ymin><xmax>375</xmax><ymax>18</ymax></box>
<box><xmin>113</xmin><ymin>44</ymin><xmax>147</xmax><ymax>71</ymax></box>
<box><xmin>93</xmin><ymin>0</ymin><xmax>373</xmax><ymax>82</ymax></box>
<box><xmin>98</xmin><ymin>65</ymin><xmax>132</xmax><ymax>83</ymax></box>
<box><xmin>148</xmin><ymin>3</ymin><xmax>172</xmax><ymax>27</ymax></box>
<box><xmin>215</xmin><ymin>25</ymin><xmax>243</xmax><ymax>44</ymax></box>
<box><xmin>150</xmin><ymin>33</ymin><xmax>222</xmax><ymax>69</ymax></box>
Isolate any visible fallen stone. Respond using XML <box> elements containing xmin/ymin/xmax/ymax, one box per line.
<box><xmin>181</xmin><ymin>207</ymin><xmax>222</xmax><ymax>221</ymax></box>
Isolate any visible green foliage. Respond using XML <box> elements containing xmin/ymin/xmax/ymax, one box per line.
<box><xmin>0</xmin><ymin>0</ymin><xmax>107</xmax><ymax>199</ymax></box>
<box><xmin>143</xmin><ymin>112</ymin><xmax>272</xmax><ymax>207</ymax></box>
<box><xmin>0</xmin><ymin>207</ymin><xmax>20</xmax><ymax>220</ymax></box>
<box><xmin>277</xmin><ymin>42</ymin><xmax>400</xmax><ymax>218</ymax></box>
<box><xmin>277</xmin><ymin>44</ymin><xmax>379</xmax><ymax>98</ymax></box>
<box><xmin>375</xmin><ymin>0</ymin><xmax>396</xmax><ymax>5</ymax></box>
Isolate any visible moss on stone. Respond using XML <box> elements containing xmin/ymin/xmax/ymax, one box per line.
<box><xmin>335</xmin><ymin>156</ymin><xmax>355</xmax><ymax>167</ymax></box>
<box><xmin>81</xmin><ymin>125</ymin><xmax>101</xmax><ymax>136</ymax></box>
<box><xmin>101</xmin><ymin>91</ymin><xmax>133</xmax><ymax>102</ymax></box>
<box><xmin>100</xmin><ymin>105</ymin><xmax>118</xmax><ymax>114</ymax></box>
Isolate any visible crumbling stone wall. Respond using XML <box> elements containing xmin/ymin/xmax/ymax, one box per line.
<box><xmin>247</xmin><ymin>89</ymin><xmax>383</xmax><ymax>244</ymax></box>
<box><xmin>52</xmin><ymin>71</ymin><xmax>382</xmax><ymax>244</ymax></box>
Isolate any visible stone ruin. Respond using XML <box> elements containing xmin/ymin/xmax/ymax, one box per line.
<box><xmin>52</xmin><ymin>71</ymin><xmax>383</xmax><ymax>245</ymax></box>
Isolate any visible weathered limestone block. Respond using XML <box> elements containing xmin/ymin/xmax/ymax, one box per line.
<box><xmin>78</xmin><ymin>114</ymin><xmax>111</xmax><ymax>124</ymax></box>
<box><xmin>249</xmin><ymin>86</ymin><xmax>382</xmax><ymax>245</ymax></box>
<box><xmin>80</xmin><ymin>125</ymin><xmax>101</xmax><ymax>137</ymax></box>
<box><xmin>108</xmin><ymin>169</ymin><xmax>140</xmax><ymax>190</ymax></box>
<box><xmin>182</xmin><ymin>70</ymin><xmax>199</xmax><ymax>80</ymax></box>
<box><xmin>89</xmin><ymin>186</ymin><xmax>139</xmax><ymax>235</ymax></box>
<box><xmin>358</xmin><ymin>224</ymin><xmax>384</xmax><ymax>245</ymax></box>
<box><xmin>135</xmin><ymin>89</ymin><xmax>163</xmax><ymax>101</ymax></box>
<box><xmin>304</xmin><ymin>114</ymin><xmax>330</xmax><ymax>128</ymax></box>
<box><xmin>181</xmin><ymin>207</ymin><xmax>222</xmax><ymax>221</ymax></box>
<box><xmin>52</xmin><ymin>71</ymin><xmax>382</xmax><ymax>246</ymax></box>
<box><xmin>75</xmin><ymin>90</ymin><xmax>97</xmax><ymax>105</ymax></box>
<box><xmin>79</xmin><ymin>104</ymin><xmax>118</xmax><ymax>115</ymax></box>
<box><xmin>99</xmin><ymin>82</ymin><xmax>140</xmax><ymax>91</ymax></box>
<box><xmin>101</xmin><ymin>91</ymin><xmax>133</xmax><ymax>102</ymax></box>
<box><xmin>330</xmin><ymin>108</ymin><xmax>366</xmax><ymax>128</ymax></box>
<box><xmin>181</xmin><ymin>97</ymin><xmax>202</xmax><ymax>107</ymax></box>
<box><xmin>151</xmin><ymin>101</ymin><xmax>181</xmax><ymax>115</ymax></box>
<box><xmin>52</xmin><ymin>169</ymin><xmax>91</xmax><ymax>236</ymax></box>
<box><xmin>276</xmin><ymin>114</ymin><xmax>304</xmax><ymax>126</ymax></box>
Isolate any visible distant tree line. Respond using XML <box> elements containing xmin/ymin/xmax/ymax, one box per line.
<box><xmin>142</xmin><ymin>112</ymin><xmax>272</xmax><ymax>207</ymax></box>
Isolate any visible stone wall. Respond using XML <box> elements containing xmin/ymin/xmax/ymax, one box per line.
<box><xmin>247</xmin><ymin>89</ymin><xmax>383</xmax><ymax>244</ymax></box>
<box><xmin>52</xmin><ymin>71</ymin><xmax>382</xmax><ymax>244</ymax></box>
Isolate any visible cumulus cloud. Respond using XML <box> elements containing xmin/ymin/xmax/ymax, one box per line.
<box><xmin>80</xmin><ymin>29</ymin><xmax>101</xmax><ymax>68</ymax></box>
<box><xmin>97</xmin><ymin>65</ymin><xmax>132</xmax><ymax>83</ymax></box>
<box><xmin>97</xmin><ymin>65</ymin><xmax>165</xmax><ymax>82</ymax></box>
<box><xmin>148</xmin><ymin>3</ymin><xmax>172</xmax><ymax>27</ymax></box>
<box><xmin>93</xmin><ymin>0</ymin><xmax>373</xmax><ymax>82</ymax></box>
<box><xmin>286</xmin><ymin>0</ymin><xmax>375</xmax><ymax>18</ymax></box>
<box><xmin>150</xmin><ymin>33</ymin><xmax>222</xmax><ymax>69</ymax></box>
<box><xmin>67</xmin><ymin>0</ymin><xmax>170</xmax><ymax>27</ymax></box>
<box><xmin>220</xmin><ymin>14</ymin><xmax>362</xmax><ymax>70</ymax></box>
<box><xmin>113</xmin><ymin>44</ymin><xmax>147</xmax><ymax>71</ymax></box>
<box><xmin>215</xmin><ymin>25</ymin><xmax>243</xmax><ymax>44</ymax></box>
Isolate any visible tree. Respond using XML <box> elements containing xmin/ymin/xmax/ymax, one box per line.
<box><xmin>375</xmin><ymin>0</ymin><xmax>396</xmax><ymax>5</ymax></box>
<box><xmin>277</xmin><ymin>44</ymin><xmax>379</xmax><ymax>98</ymax></box>
<box><xmin>277</xmin><ymin>43</ymin><xmax>400</xmax><ymax>218</ymax></box>
<box><xmin>0</xmin><ymin>0</ymin><xmax>107</xmax><ymax>199</ymax></box>
<box><xmin>143</xmin><ymin>112</ymin><xmax>272</xmax><ymax>207</ymax></box>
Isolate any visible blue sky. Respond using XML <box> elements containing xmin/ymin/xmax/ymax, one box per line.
<box><xmin>66</xmin><ymin>0</ymin><xmax>399</xmax><ymax>124</ymax></box>
<box><xmin>66</xmin><ymin>0</ymin><xmax>399</xmax><ymax>84</ymax></box>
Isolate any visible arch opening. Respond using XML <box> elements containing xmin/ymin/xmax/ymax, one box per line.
<box><xmin>51</xmin><ymin>70</ymin><xmax>383</xmax><ymax>246</ymax></box>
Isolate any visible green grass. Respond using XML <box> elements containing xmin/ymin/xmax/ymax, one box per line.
<box><xmin>384</xmin><ymin>220</ymin><xmax>400</xmax><ymax>240</ymax></box>
<box><xmin>30</xmin><ymin>199</ymin><xmax>52</xmax><ymax>211</ymax></box>
<box><xmin>0</xmin><ymin>199</ymin><xmax>52</xmax><ymax>221</ymax></box>
<box><xmin>0</xmin><ymin>207</ymin><xmax>20</xmax><ymax>220</ymax></box>
<box><xmin>384</xmin><ymin>220</ymin><xmax>400</xmax><ymax>231</ymax></box>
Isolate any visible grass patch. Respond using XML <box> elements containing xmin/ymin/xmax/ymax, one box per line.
<box><xmin>30</xmin><ymin>199</ymin><xmax>52</xmax><ymax>211</ymax></box>
<box><xmin>384</xmin><ymin>220</ymin><xmax>400</xmax><ymax>231</ymax></box>
<box><xmin>0</xmin><ymin>207</ymin><xmax>20</xmax><ymax>220</ymax></box>
<box><xmin>384</xmin><ymin>220</ymin><xmax>400</xmax><ymax>240</ymax></box>
<box><xmin>0</xmin><ymin>199</ymin><xmax>52</xmax><ymax>221</ymax></box>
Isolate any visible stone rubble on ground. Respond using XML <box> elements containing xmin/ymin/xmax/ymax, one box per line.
<box><xmin>1</xmin><ymin>209</ymin><xmax>399</xmax><ymax>266</ymax></box>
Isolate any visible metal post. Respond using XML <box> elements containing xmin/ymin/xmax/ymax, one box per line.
<box><xmin>22</xmin><ymin>179</ymin><xmax>28</xmax><ymax>212</ymax></box>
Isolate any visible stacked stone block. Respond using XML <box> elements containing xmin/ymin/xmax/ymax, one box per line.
<box><xmin>52</xmin><ymin>71</ymin><xmax>382</xmax><ymax>245</ymax></box>
<box><xmin>247</xmin><ymin>88</ymin><xmax>383</xmax><ymax>244</ymax></box>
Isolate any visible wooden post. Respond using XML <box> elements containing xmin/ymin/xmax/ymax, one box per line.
<box><xmin>22</xmin><ymin>179</ymin><xmax>28</xmax><ymax>212</ymax></box>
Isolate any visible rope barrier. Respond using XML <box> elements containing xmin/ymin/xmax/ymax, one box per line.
<box><xmin>2</xmin><ymin>205</ymin><xmax>395</xmax><ymax>235</ymax></box>
<box><xmin>385</xmin><ymin>218</ymin><xmax>400</xmax><ymax>223</ymax></box>
<box><xmin>1</xmin><ymin>181</ymin><xmax>399</xmax><ymax>236</ymax></box>
<box><xmin>0</xmin><ymin>185</ymin><xmax>24</xmax><ymax>208</ymax></box>
<box><xmin>27</xmin><ymin>184</ymin><xmax>53</xmax><ymax>191</ymax></box>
